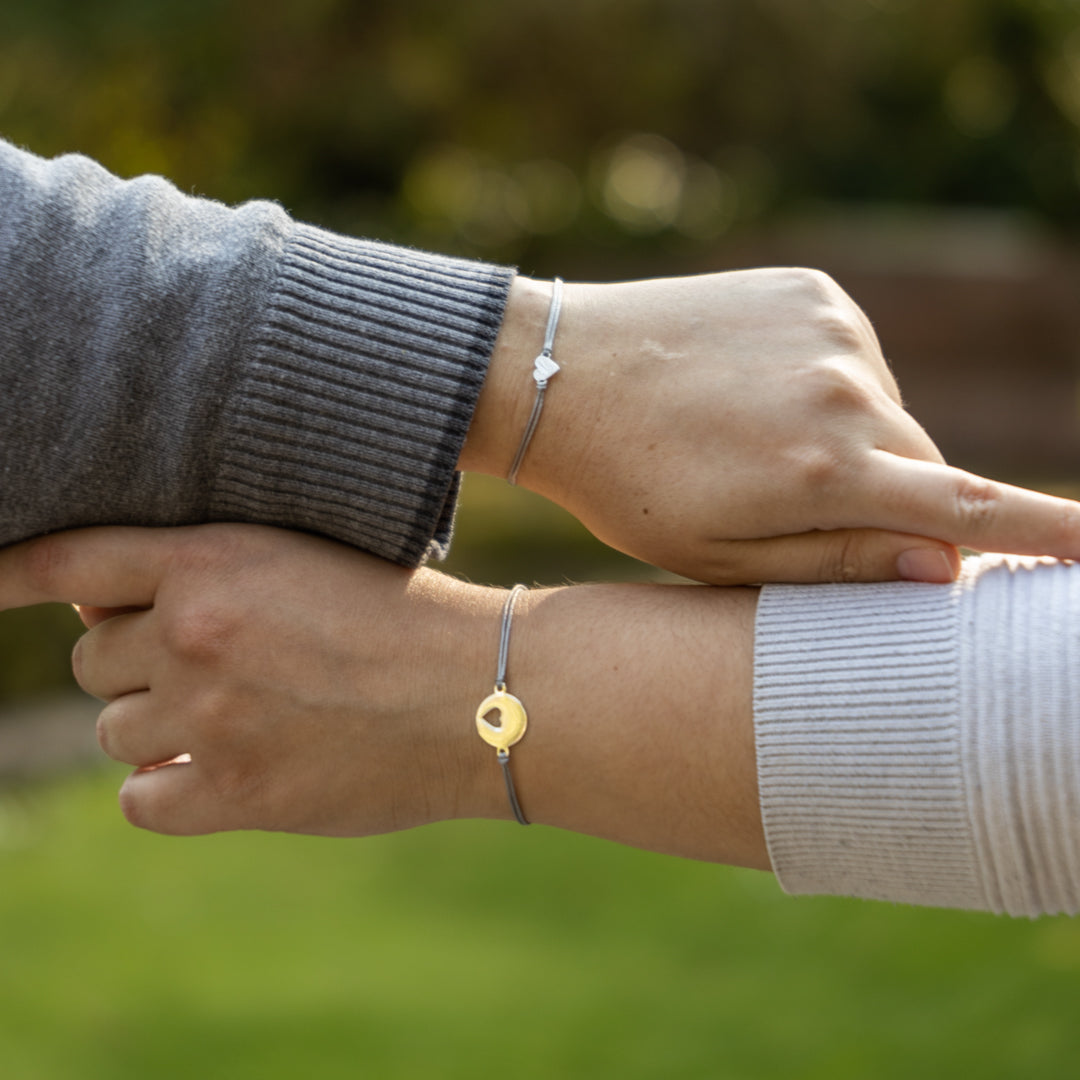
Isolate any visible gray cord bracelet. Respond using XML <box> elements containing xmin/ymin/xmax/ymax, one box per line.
<box><xmin>507</xmin><ymin>278</ymin><xmax>563</xmax><ymax>486</ymax></box>
<box><xmin>474</xmin><ymin>584</ymin><xmax>530</xmax><ymax>825</ymax></box>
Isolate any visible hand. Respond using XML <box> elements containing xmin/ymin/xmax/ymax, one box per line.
<box><xmin>0</xmin><ymin>524</ymin><xmax>768</xmax><ymax>866</ymax></box>
<box><xmin>462</xmin><ymin>270</ymin><xmax>1080</xmax><ymax>584</ymax></box>
<box><xmin>0</xmin><ymin>524</ymin><xmax>499</xmax><ymax>837</ymax></box>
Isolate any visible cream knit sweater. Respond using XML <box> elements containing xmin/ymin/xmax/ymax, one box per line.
<box><xmin>755</xmin><ymin>553</ymin><xmax>1080</xmax><ymax>917</ymax></box>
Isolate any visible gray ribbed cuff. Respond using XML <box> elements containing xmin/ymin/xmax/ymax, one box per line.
<box><xmin>211</xmin><ymin>225</ymin><xmax>515</xmax><ymax>566</ymax></box>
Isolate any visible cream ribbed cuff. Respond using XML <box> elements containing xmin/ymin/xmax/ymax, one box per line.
<box><xmin>754</xmin><ymin>555</ymin><xmax>1080</xmax><ymax>917</ymax></box>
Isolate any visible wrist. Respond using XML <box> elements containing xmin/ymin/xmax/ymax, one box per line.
<box><xmin>457</xmin><ymin>275</ymin><xmax>560</xmax><ymax>479</ymax></box>
<box><xmin>406</xmin><ymin>572</ymin><xmax>518</xmax><ymax>823</ymax></box>
<box><xmin>459</xmin><ymin>276</ymin><xmax>627</xmax><ymax>533</ymax></box>
<box><xmin>488</xmin><ymin>582</ymin><xmax>769</xmax><ymax>866</ymax></box>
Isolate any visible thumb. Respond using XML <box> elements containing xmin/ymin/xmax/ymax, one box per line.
<box><xmin>690</xmin><ymin>529</ymin><xmax>961</xmax><ymax>586</ymax></box>
<box><xmin>0</xmin><ymin>527</ymin><xmax>172</xmax><ymax>610</ymax></box>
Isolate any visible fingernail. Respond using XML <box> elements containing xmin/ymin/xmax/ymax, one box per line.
<box><xmin>897</xmin><ymin>549</ymin><xmax>956</xmax><ymax>583</ymax></box>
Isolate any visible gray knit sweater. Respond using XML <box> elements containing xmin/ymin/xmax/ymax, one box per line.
<box><xmin>0</xmin><ymin>137</ymin><xmax>514</xmax><ymax>564</ymax></box>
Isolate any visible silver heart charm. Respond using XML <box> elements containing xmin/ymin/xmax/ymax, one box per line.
<box><xmin>533</xmin><ymin>352</ymin><xmax>561</xmax><ymax>385</ymax></box>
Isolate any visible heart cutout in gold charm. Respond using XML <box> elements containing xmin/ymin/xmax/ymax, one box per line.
<box><xmin>475</xmin><ymin>689</ymin><xmax>528</xmax><ymax>753</ymax></box>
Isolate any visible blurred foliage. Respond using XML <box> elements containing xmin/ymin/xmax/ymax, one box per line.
<box><xmin>1</xmin><ymin>0</ymin><xmax>1080</xmax><ymax>277</ymax></box>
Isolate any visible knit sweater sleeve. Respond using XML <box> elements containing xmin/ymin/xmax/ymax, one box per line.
<box><xmin>0</xmin><ymin>137</ymin><xmax>515</xmax><ymax>564</ymax></box>
<box><xmin>753</xmin><ymin>554</ymin><xmax>1080</xmax><ymax>917</ymax></box>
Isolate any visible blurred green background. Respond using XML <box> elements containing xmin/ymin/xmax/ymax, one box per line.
<box><xmin>2</xmin><ymin>0</ymin><xmax>1080</xmax><ymax>1076</ymax></box>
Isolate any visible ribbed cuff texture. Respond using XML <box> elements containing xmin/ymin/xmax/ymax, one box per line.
<box><xmin>212</xmin><ymin>224</ymin><xmax>515</xmax><ymax>566</ymax></box>
<box><xmin>754</xmin><ymin>555</ymin><xmax>1080</xmax><ymax>916</ymax></box>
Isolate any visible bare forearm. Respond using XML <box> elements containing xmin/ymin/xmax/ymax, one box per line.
<box><xmin>449</xmin><ymin>579</ymin><xmax>768</xmax><ymax>869</ymax></box>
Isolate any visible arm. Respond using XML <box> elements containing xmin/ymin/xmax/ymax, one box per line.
<box><xmin>0</xmin><ymin>137</ymin><xmax>513</xmax><ymax>564</ymax></box>
<box><xmin>7</xmin><ymin>138</ymin><xmax>1080</xmax><ymax>586</ymax></box>
<box><xmin>0</xmin><ymin>524</ymin><xmax>766</xmax><ymax>865</ymax></box>
<box><xmin>1</xmin><ymin>526</ymin><xmax>1076</xmax><ymax>915</ymax></box>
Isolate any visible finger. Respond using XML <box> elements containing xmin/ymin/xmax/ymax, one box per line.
<box><xmin>864</xmin><ymin>453</ymin><xmax>1080</xmax><ymax>558</ymax></box>
<box><xmin>96</xmin><ymin>691</ymin><xmax>190</xmax><ymax>768</ymax></box>
<box><xmin>73</xmin><ymin>610</ymin><xmax>156</xmax><ymax>701</ymax></box>
<box><xmin>692</xmin><ymin>529</ymin><xmax>961</xmax><ymax>585</ymax></box>
<box><xmin>75</xmin><ymin>604</ymin><xmax>148</xmax><ymax>630</ymax></box>
<box><xmin>118</xmin><ymin>759</ymin><xmax>249</xmax><ymax>836</ymax></box>
<box><xmin>0</xmin><ymin>527</ymin><xmax>174</xmax><ymax>611</ymax></box>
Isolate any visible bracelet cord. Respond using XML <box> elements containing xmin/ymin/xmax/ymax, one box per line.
<box><xmin>474</xmin><ymin>584</ymin><xmax>531</xmax><ymax>825</ymax></box>
<box><xmin>507</xmin><ymin>278</ymin><xmax>563</xmax><ymax>486</ymax></box>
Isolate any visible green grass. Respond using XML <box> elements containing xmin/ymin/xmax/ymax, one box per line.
<box><xmin>0</xmin><ymin>768</ymin><xmax>1078</xmax><ymax>1080</ymax></box>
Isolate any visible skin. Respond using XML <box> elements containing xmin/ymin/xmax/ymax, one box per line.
<box><xmin>4</xmin><ymin>267</ymin><xmax>1080</xmax><ymax>857</ymax></box>
<box><xmin>463</xmin><ymin>270</ymin><xmax>1080</xmax><ymax>584</ymax></box>
<box><xmin>0</xmin><ymin>525</ymin><xmax>767</xmax><ymax>868</ymax></box>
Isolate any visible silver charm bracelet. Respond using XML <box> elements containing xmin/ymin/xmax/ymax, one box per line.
<box><xmin>507</xmin><ymin>278</ymin><xmax>563</xmax><ymax>486</ymax></box>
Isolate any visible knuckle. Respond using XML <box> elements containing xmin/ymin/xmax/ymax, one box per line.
<box><xmin>117</xmin><ymin>778</ymin><xmax>152</xmax><ymax>831</ymax></box>
<box><xmin>816</xmin><ymin>308</ymin><xmax>867</xmax><ymax>356</ymax></box>
<box><xmin>1058</xmin><ymin>504</ymin><xmax>1080</xmax><ymax>548</ymax></box>
<box><xmin>184</xmin><ymin>688</ymin><xmax>252</xmax><ymax>757</ymax></box>
<box><xmin>118</xmin><ymin>772</ymin><xmax>195</xmax><ymax>836</ymax></box>
<box><xmin>189</xmin><ymin>688</ymin><xmax>237</xmax><ymax>741</ymax></box>
<box><xmin>786</xmin><ymin>266</ymin><xmax>839</xmax><ymax>301</ymax></box>
<box><xmin>95</xmin><ymin>698</ymin><xmax>130</xmax><ymax>759</ymax></box>
<box><xmin>820</xmin><ymin>532</ymin><xmax>864</xmax><ymax>584</ymax></box>
<box><xmin>163</xmin><ymin>603</ymin><xmax>240</xmax><ymax>665</ymax></box>
<box><xmin>796</xmin><ymin>445</ymin><xmax>847</xmax><ymax>497</ymax></box>
<box><xmin>22</xmin><ymin>534</ymin><xmax>74</xmax><ymax>595</ymax></box>
<box><xmin>954</xmin><ymin>476</ymin><xmax>1003</xmax><ymax>535</ymax></box>
<box><xmin>782</xmin><ymin>268</ymin><xmax>877</xmax><ymax>358</ymax></box>
<box><xmin>808</xmin><ymin>360</ymin><xmax>875</xmax><ymax>414</ymax></box>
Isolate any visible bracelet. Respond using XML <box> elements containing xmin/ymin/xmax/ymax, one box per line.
<box><xmin>506</xmin><ymin>278</ymin><xmax>563</xmax><ymax>486</ymax></box>
<box><xmin>474</xmin><ymin>584</ymin><xmax>530</xmax><ymax>825</ymax></box>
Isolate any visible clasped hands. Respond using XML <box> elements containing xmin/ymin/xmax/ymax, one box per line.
<box><xmin>3</xmin><ymin>267</ymin><xmax>1080</xmax><ymax>853</ymax></box>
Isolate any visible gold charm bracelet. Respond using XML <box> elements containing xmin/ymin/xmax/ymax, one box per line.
<box><xmin>474</xmin><ymin>584</ymin><xmax>530</xmax><ymax>825</ymax></box>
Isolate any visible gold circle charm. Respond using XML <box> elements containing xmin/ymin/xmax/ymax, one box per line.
<box><xmin>475</xmin><ymin>690</ymin><xmax>528</xmax><ymax>753</ymax></box>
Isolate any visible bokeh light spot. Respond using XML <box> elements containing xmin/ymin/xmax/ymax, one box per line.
<box><xmin>600</xmin><ymin>133</ymin><xmax>686</xmax><ymax>232</ymax></box>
